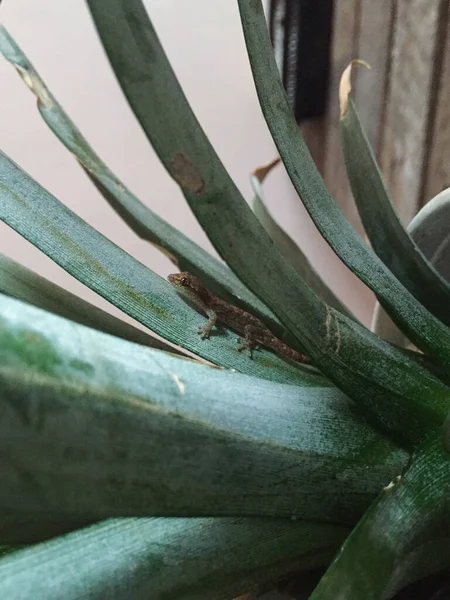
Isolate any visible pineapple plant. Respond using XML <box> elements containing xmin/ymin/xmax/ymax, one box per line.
<box><xmin>0</xmin><ymin>1</ymin><xmax>450</xmax><ymax>598</ymax></box>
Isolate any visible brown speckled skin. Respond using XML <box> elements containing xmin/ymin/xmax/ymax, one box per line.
<box><xmin>168</xmin><ymin>272</ymin><xmax>308</xmax><ymax>363</ymax></box>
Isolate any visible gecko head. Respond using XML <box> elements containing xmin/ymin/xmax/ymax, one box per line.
<box><xmin>168</xmin><ymin>272</ymin><xmax>204</xmax><ymax>294</ymax></box>
<box><xmin>168</xmin><ymin>272</ymin><xmax>209</xmax><ymax>308</ymax></box>
<box><xmin>168</xmin><ymin>271</ymin><xmax>194</xmax><ymax>289</ymax></box>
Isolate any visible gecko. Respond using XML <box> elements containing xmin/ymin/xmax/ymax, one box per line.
<box><xmin>168</xmin><ymin>271</ymin><xmax>309</xmax><ymax>364</ymax></box>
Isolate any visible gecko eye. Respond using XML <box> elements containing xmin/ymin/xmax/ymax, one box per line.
<box><xmin>180</xmin><ymin>276</ymin><xmax>188</xmax><ymax>286</ymax></box>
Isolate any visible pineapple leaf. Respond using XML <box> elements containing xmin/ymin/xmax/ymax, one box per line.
<box><xmin>0</xmin><ymin>252</ymin><xmax>178</xmax><ymax>353</ymax></box>
<box><xmin>310</xmin><ymin>432</ymin><xmax>450</xmax><ymax>599</ymax></box>
<box><xmin>82</xmin><ymin>0</ymin><xmax>450</xmax><ymax>448</ymax></box>
<box><xmin>0</xmin><ymin>26</ymin><xmax>290</xmax><ymax>345</ymax></box>
<box><xmin>373</xmin><ymin>187</ymin><xmax>450</xmax><ymax>348</ymax></box>
<box><xmin>237</xmin><ymin>0</ymin><xmax>450</xmax><ymax>369</ymax></box>
<box><xmin>340</xmin><ymin>91</ymin><xmax>450</xmax><ymax>330</ymax></box>
<box><xmin>0</xmin><ymin>518</ymin><xmax>348</xmax><ymax>600</ymax></box>
<box><xmin>0</xmin><ymin>152</ymin><xmax>321</xmax><ymax>387</ymax></box>
<box><xmin>251</xmin><ymin>159</ymin><xmax>355</xmax><ymax>320</ymax></box>
<box><xmin>0</xmin><ymin>294</ymin><xmax>407</xmax><ymax>537</ymax></box>
<box><xmin>408</xmin><ymin>187</ymin><xmax>450</xmax><ymax>281</ymax></box>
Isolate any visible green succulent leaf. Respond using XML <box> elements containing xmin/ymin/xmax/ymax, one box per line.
<box><xmin>373</xmin><ymin>187</ymin><xmax>450</xmax><ymax>348</ymax></box>
<box><xmin>0</xmin><ymin>518</ymin><xmax>348</xmax><ymax>600</ymax></box>
<box><xmin>251</xmin><ymin>159</ymin><xmax>355</xmax><ymax>320</ymax></box>
<box><xmin>310</xmin><ymin>433</ymin><xmax>450</xmax><ymax>600</ymax></box>
<box><xmin>0</xmin><ymin>293</ymin><xmax>407</xmax><ymax>541</ymax></box>
<box><xmin>83</xmin><ymin>0</ymin><xmax>450</xmax><ymax>448</ymax></box>
<box><xmin>408</xmin><ymin>187</ymin><xmax>450</xmax><ymax>281</ymax></box>
<box><xmin>0</xmin><ymin>151</ymin><xmax>321</xmax><ymax>387</ymax></box>
<box><xmin>0</xmin><ymin>252</ymin><xmax>178</xmax><ymax>353</ymax></box>
<box><xmin>237</xmin><ymin>0</ymin><xmax>450</xmax><ymax>369</ymax></box>
<box><xmin>0</xmin><ymin>26</ymin><xmax>289</xmax><ymax>344</ymax></box>
<box><xmin>340</xmin><ymin>88</ymin><xmax>450</xmax><ymax>329</ymax></box>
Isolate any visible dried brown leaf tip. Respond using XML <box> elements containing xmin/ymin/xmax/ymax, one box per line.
<box><xmin>339</xmin><ymin>59</ymin><xmax>371</xmax><ymax>118</ymax></box>
<box><xmin>170</xmin><ymin>152</ymin><xmax>205</xmax><ymax>194</ymax></box>
<box><xmin>252</xmin><ymin>157</ymin><xmax>281</xmax><ymax>184</ymax></box>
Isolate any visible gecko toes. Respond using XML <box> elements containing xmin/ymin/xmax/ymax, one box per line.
<box><xmin>197</xmin><ymin>326</ymin><xmax>210</xmax><ymax>339</ymax></box>
<box><xmin>236</xmin><ymin>338</ymin><xmax>259</xmax><ymax>359</ymax></box>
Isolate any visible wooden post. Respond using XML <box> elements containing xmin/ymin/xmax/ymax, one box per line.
<box><xmin>297</xmin><ymin>0</ymin><xmax>450</xmax><ymax>225</ymax></box>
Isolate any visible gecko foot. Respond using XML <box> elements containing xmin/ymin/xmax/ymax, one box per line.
<box><xmin>236</xmin><ymin>337</ymin><xmax>259</xmax><ymax>359</ymax></box>
<box><xmin>197</xmin><ymin>324</ymin><xmax>211</xmax><ymax>339</ymax></box>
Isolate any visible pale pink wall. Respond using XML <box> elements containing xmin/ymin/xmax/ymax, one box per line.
<box><xmin>0</xmin><ymin>0</ymin><xmax>373</xmax><ymax>326</ymax></box>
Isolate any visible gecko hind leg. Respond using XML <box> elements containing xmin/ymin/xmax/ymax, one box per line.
<box><xmin>236</xmin><ymin>325</ymin><xmax>260</xmax><ymax>359</ymax></box>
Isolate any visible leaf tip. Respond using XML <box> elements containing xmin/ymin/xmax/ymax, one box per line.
<box><xmin>339</xmin><ymin>59</ymin><xmax>371</xmax><ymax>118</ymax></box>
<box><xmin>252</xmin><ymin>157</ymin><xmax>281</xmax><ymax>185</ymax></box>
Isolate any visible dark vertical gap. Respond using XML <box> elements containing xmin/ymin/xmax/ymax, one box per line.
<box><xmin>269</xmin><ymin>0</ymin><xmax>285</xmax><ymax>42</ymax></box>
<box><xmin>282</xmin><ymin>0</ymin><xmax>300</xmax><ymax>110</ymax></box>
<box><xmin>268</xmin><ymin>0</ymin><xmax>276</xmax><ymax>40</ymax></box>
<box><xmin>275</xmin><ymin>0</ymin><xmax>334</xmax><ymax>122</ymax></box>
<box><xmin>376</xmin><ymin>0</ymin><xmax>398</xmax><ymax>160</ymax></box>
<box><xmin>299</xmin><ymin>0</ymin><xmax>334</xmax><ymax>122</ymax></box>
<box><xmin>352</xmin><ymin>0</ymin><xmax>362</xmax><ymax>59</ymax></box>
<box><xmin>269</xmin><ymin>0</ymin><xmax>288</xmax><ymax>77</ymax></box>
<box><xmin>418</xmin><ymin>0</ymin><xmax>449</xmax><ymax>209</ymax></box>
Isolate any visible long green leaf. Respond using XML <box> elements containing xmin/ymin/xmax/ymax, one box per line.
<box><xmin>0</xmin><ymin>518</ymin><xmax>348</xmax><ymax>600</ymax></box>
<box><xmin>0</xmin><ymin>252</ymin><xmax>178</xmax><ymax>353</ymax></box>
<box><xmin>251</xmin><ymin>160</ymin><xmax>354</xmax><ymax>319</ymax></box>
<box><xmin>0</xmin><ymin>26</ymin><xmax>291</xmax><ymax>345</ymax></box>
<box><xmin>237</xmin><ymin>0</ymin><xmax>450</xmax><ymax>366</ymax></box>
<box><xmin>372</xmin><ymin>187</ymin><xmax>450</xmax><ymax>347</ymax></box>
<box><xmin>0</xmin><ymin>293</ymin><xmax>408</xmax><ymax>541</ymax></box>
<box><xmin>310</xmin><ymin>433</ymin><xmax>450</xmax><ymax>599</ymax></box>
<box><xmin>0</xmin><ymin>152</ymin><xmax>322</xmax><ymax>387</ymax></box>
<box><xmin>84</xmin><ymin>0</ymin><xmax>450</xmax><ymax>447</ymax></box>
<box><xmin>340</xmin><ymin>88</ymin><xmax>450</xmax><ymax>328</ymax></box>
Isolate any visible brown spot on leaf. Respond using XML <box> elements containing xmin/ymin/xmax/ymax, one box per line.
<box><xmin>170</xmin><ymin>152</ymin><xmax>204</xmax><ymax>194</ymax></box>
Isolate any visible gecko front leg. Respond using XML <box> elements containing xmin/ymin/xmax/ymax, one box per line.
<box><xmin>168</xmin><ymin>272</ymin><xmax>219</xmax><ymax>339</ymax></box>
<box><xmin>198</xmin><ymin>308</ymin><xmax>217</xmax><ymax>339</ymax></box>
